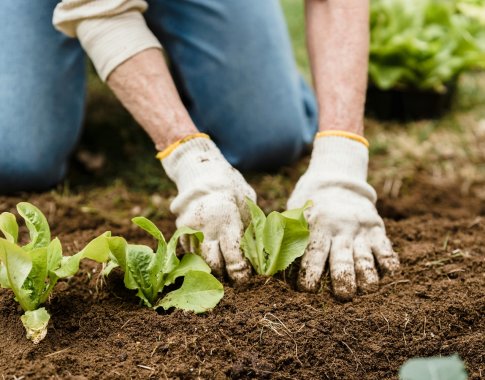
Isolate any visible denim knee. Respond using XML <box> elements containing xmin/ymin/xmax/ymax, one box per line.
<box><xmin>0</xmin><ymin>154</ymin><xmax>67</xmax><ymax>193</ymax></box>
<box><xmin>219</xmin><ymin>104</ymin><xmax>313</xmax><ymax>171</ymax></box>
<box><xmin>0</xmin><ymin>0</ymin><xmax>85</xmax><ymax>193</ymax></box>
<box><xmin>216</xmin><ymin>77</ymin><xmax>318</xmax><ymax>171</ymax></box>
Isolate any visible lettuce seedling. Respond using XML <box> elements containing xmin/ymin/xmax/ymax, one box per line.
<box><xmin>399</xmin><ymin>354</ymin><xmax>467</xmax><ymax>380</ymax></box>
<box><xmin>241</xmin><ymin>198</ymin><xmax>311</xmax><ymax>276</ymax></box>
<box><xmin>369</xmin><ymin>0</ymin><xmax>485</xmax><ymax>92</ymax></box>
<box><xmin>0</xmin><ymin>202</ymin><xmax>111</xmax><ymax>343</ymax></box>
<box><xmin>104</xmin><ymin>217</ymin><xmax>223</xmax><ymax>313</ymax></box>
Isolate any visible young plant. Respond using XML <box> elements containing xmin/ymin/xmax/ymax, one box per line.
<box><xmin>399</xmin><ymin>354</ymin><xmax>467</xmax><ymax>380</ymax></box>
<box><xmin>0</xmin><ymin>202</ymin><xmax>111</xmax><ymax>343</ymax></box>
<box><xmin>241</xmin><ymin>198</ymin><xmax>311</xmax><ymax>276</ymax></box>
<box><xmin>104</xmin><ymin>217</ymin><xmax>223</xmax><ymax>313</ymax></box>
<box><xmin>370</xmin><ymin>0</ymin><xmax>485</xmax><ymax>92</ymax></box>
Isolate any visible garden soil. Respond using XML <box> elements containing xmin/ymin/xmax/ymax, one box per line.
<box><xmin>0</xmin><ymin>180</ymin><xmax>484</xmax><ymax>379</ymax></box>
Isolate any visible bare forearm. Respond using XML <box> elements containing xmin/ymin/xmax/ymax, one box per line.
<box><xmin>107</xmin><ymin>48</ymin><xmax>198</xmax><ymax>151</ymax></box>
<box><xmin>305</xmin><ymin>0</ymin><xmax>369</xmax><ymax>136</ymax></box>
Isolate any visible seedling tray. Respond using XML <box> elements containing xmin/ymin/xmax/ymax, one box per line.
<box><xmin>365</xmin><ymin>81</ymin><xmax>457</xmax><ymax>121</ymax></box>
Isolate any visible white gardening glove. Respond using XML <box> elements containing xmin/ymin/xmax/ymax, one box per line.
<box><xmin>287</xmin><ymin>133</ymin><xmax>400</xmax><ymax>300</ymax></box>
<box><xmin>161</xmin><ymin>135</ymin><xmax>255</xmax><ymax>283</ymax></box>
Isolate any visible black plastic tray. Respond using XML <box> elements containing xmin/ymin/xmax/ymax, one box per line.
<box><xmin>365</xmin><ymin>81</ymin><xmax>457</xmax><ymax>121</ymax></box>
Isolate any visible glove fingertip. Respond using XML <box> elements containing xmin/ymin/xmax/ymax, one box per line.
<box><xmin>370</xmin><ymin>234</ymin><xmax>400</xmax><ymax>274</ymax></box>
<box><xmin>228</xmin><ymin>264</ymin><xmax>251</xmax><ymax>285</ymax></box>
<box><xmin>332</xmin><ymin>272</ymin><xmax>357</xmax><ymax>301</ymax></box>
<box><xmin>209</xmin><ymin>263</ymin><xmax>224</xmax><ymax>278</ymax></box>
<box><xmin>333</xmin><ymin>285</ymin><xmax>356</xmax><ymax>302</ymax></box>
<box><xmin>297</xmin><ymin>267</ymin><xmax>321</xmax><ymax>293</ymax></box>
<box><xmin>200</xmin><ymin>240</ymin><xmax>224</xmax><ymax>277</ymax></box>
<box><xmin>380</xmin><ymin>256</ymin><xmax>400</xmax><ymax>274</ymax></box>
<box><xmin>357</xmin><ymin>276</ymin><xmax>379</xmax><ymax>295</ymax></box>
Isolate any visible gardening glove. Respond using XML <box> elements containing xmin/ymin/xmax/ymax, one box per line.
<box><xmin>287</xmin><ymin>131</ymin><xmax>400</xmax><ymax>300</ymax></box>
<box><xmin>159</xmin><ymin>134</ymin><xmax>255</xmax><ymax>284</ymax></box>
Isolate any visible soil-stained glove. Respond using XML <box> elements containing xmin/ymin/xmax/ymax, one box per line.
<box><xmin>287</xmin><ymin>132</ymin><xmax>400</xmax><ymax>300</ymax></box>
<box><xmin>160</xmin><ymin>134</ymin><xmax>255</xmax><ymax>283</ymax></box>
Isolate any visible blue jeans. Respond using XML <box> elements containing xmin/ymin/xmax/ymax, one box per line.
<box><xmin>0</xmin><ymin>0</ymin><xmax>317</xmax><ymax>193</ymax></box>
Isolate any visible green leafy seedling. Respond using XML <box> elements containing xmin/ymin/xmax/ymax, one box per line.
<box><xmin>399</xmin><ymin>354</ymin><xmax>468</xmax><ymax>380</ymax></box>
<box><xmin>241</xmin><ymin>198</ymin><xmax>311</xmax><ymax>276</ymax></box>
<box><xmin>104</xmin><ymin>217</ymin><xmax>223</xmax><ymax>313</ymax></box>
<box><xmin>369</xmin><ymin>0</ymin><xmax>485</xmax><ymax>92</ymax></box>
<box><xmin>0</xmin><ymin>203</ymin><xmax>111</xmax><ymax>343</ymax></box>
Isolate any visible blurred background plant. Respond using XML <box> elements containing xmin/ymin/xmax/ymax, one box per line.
<box><xmin>369</xmin><ymin>0</ymin><xmax>485</xmax><ymax>93</ymax></box>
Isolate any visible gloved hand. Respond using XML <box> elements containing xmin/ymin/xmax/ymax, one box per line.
<box><xmin>287</xmin><ymin>132</ymin><xmax>400</xmax><ymax>300</ymax></box>
<box><xmin>160</xmin><ymin>135</ymin><xmax>255</xmax><ymax>283</ymax></box>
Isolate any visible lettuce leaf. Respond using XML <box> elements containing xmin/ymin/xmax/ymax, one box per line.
<box><xmin>241</xmin><ymin>198</ymin><xmax>311</xmax><ymax>276</ymax></box>
<box><xmin>0</xmin><ymin>203</ymin><xmax>112</xmax><ymax>343</ymax></box>
<box><xmin>370</xmin><ymin>0</ymin><xmax>485</xmax><ymax>91</ymax></box>
<box><xmin>399</xmin><ymin>354</ymin><xmax>468</xmax><ymax>380</ymax></box>
<box><xmin>105</xmin><ymin>217</ymin><xmax>222</xmax><ymax>313</ymax></box>
<box><xmin>157</xmin><ymin>271</ymin><xmax>224</xmax><ymax>314</ymax></box>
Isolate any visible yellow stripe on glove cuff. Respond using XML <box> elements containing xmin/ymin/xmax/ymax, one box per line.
<box><xmin>156</xmin><ymin>133</ymin><xmax>210</xmax><ymax>160</ymax></box>
<box><xmin>316</xmin><ymin>130</ymin><xmax>369</xmax><ymax>148</ymax></box>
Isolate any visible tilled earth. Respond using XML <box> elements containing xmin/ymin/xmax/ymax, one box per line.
<box><xmin>0</xmin><ymin>180</ymin><xmax>484</xmax><ymax>379</ymax></box>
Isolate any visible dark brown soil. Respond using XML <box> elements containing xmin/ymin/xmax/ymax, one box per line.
<box><xmin>0</xmin><ymin>180</ymin><xmax>484</xmax><ymax>380</ymax></box>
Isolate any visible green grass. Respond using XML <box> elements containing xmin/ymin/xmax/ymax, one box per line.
<box><xmin>281</xmin><ymin>0</ymin><xmax>310</xmax><ymax>77</ymax></box>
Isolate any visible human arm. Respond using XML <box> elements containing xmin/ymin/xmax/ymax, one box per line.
<box><xmin>53</xmin><ymin>0</ymin><xmax>196</xmax><ymax>149</ymax></box>
<box><xmin>306</xmin><ymin>0</ymin><xmax>369</xmax><ymax>135</ymax></box>
<box><xmin>288</xmin><ymin>0</ymin><xmax>399</xmax><ymax>299</ymax></box>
